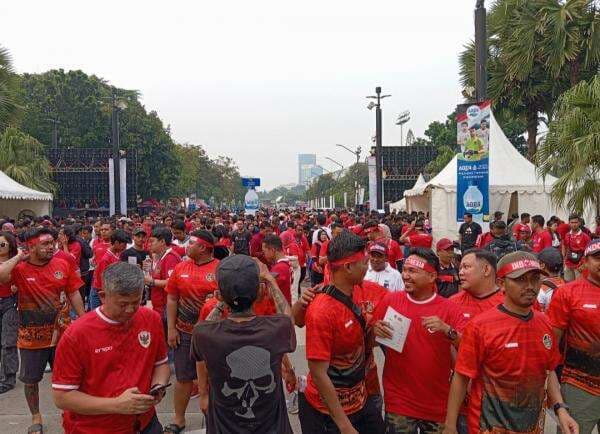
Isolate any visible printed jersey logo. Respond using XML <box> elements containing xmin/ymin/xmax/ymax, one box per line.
<box><xmin>138</xmin><ymin>331</ymin><xmax>151</xmax><ymax>348</ymax></box>
<box><xmin>206</xmin><ymin>273</ymin><xmax>215</xmax><ymax>282</ymax></box>
<box><xmin>54</xmin><ymin>271</ymin><xmax>64</xmax><ymax>280</ymax></box>
<box><xmin>542</xmin><ymin>334</ymin><xmax>552</xmax><ymax>350</ymax></box>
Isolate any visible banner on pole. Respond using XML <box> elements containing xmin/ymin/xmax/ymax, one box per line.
<box><xmin>456</xmin><ymin>100</ymin><xmax>491</xmax><ymax>224</ymax></box>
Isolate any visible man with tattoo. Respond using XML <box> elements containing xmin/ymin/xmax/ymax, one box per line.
<box><xmin>0</xmin><ymin>228</ymin><xmax>85</xmax><ymax>434</ymax></box>
<box><xmin>191</xmin><ymin>255</ymin><xmax>296</xmax><ymax>433</ymax></box>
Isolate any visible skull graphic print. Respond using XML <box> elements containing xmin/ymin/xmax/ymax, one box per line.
<box><xmin>221</xmin><ymin>345</ymin><xmax>276</xmax><ymax>419</ymax></box>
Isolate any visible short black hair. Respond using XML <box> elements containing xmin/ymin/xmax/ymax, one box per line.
<box><xmin>463</xmin><ymin>248</ymin><xmax>498</xmax><ymax>271</ymax></box>
<box><xmin>407</xmin><ymin>248</ymin><xmax>440</xmax><ymax>273</ymax></box>
<box><xmin>464</xmin><ymin>213</ymin><xmax>473</xmax><ymax>218</ymax></box>
<box><xmin>327</xmin><ymin>230</ymin><xmax>366</xmax><ymax>266</ymax></box>
<box><xmin>330</xmin><ymin>222</ymin><xmax>343</xmax><ymax>231</ymax></box>
<box><xmin>363</xmin><ymin>220</ymin><xmax>379</xmax><ymax>230</ymax></box>
<box><xmin>287</xmin><ymin>221</ymin><xmax>295</xmax><ymax>228</ymax></box>
<box><xmin>531</xmin><ymin>215</ymin><xmax>545</xmax><ymax>227</ymax></box>
<box><xmin>190</xmin><ymin>229</ymin><xmax>215</xmax><ymax>247</ymax></box>
<box><xmin>493</xmin><ymin>220</ymin><xmax>507</xmax><ymax>230</ymax></box>
<box><xmin>262</xmin><ymin>233</ymin><xmax>283</xmax><ymax>251</ymax></box>
<box><xmin>316</xmin><ymin>214</ymin><xmax>326</xmax><ymax>226</ymax></box>
<box><xmin>521</xmin><ymin>213</ymin><xmax>530</xmax><ymax>219</ymax></box>
<box><xmin>61</xmin><ymin>225</ymin><xmax>78</xmax><ymax>243</ymax></box>
<box><xmin>111</xmin><ymin>229</ymin><xmax>130</xmax><ymax>244</ymax></box>
<box><xmin>0</xmin><ymin>231</ymin><xmax>18</xmax><ymax>258</ymax></box>
<box><xmin>172</xmin><ymin>220</ymin><xmax>186</xmax><ymax>231</ymax></box>
<box><xmin>25</xmin><ymin>227</ymin><xmax>55</xmax><ymax>242</ymax></box>
<box><xmin>152</xmin><ymin>226</ymin><xmax>173</xmax><ymax>245</ymax></box>
<box><xmin>568</xmin><ymin>213</ymin><xmax>581</xmax><ymax>222</ymax></box>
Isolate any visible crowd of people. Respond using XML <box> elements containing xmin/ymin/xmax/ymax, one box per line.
<box><xmin>0</xmin><ymin>206</ymin><xmax>598</xmax><ymax>434</ymax></box>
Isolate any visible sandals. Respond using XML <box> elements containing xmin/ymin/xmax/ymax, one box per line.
<box><xmin>27</xmin><ymin>424</ymin><xmax>43</xmax><ymax>434</ymax></box>
<box><xmin>163</xmin><ymin>424</ymin><xmax>185</xmax><ymax>433</ymax></box>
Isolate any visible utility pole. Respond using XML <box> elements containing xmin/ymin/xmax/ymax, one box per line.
<box><xmin>111</xmin><ymin>92</ymin><xmax>121</xmax><ymax>215</ymax></box>
<box><xmin>395</xmin><ymin>111</ymin><xmax>410</xmax><ymax>146</ymax></box>
<box><xmin>367</xmin><ymin>87</ymin><xmax>391</xmax><ymax>210</ymax></box>
<box><xmin>336</xmin><ymin>144</ymin><xmax>362</xmax><ymax>206</ymax></box>
<box><xmin>475</xmin><ymin>0</ymin><xmax>487</xmax><ymax>101</ymax></box>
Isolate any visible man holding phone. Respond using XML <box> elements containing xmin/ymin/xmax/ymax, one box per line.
<box><xmin>52</xmin><ymin>262</ymin><xmax>171</xmax><ymax>433</ymax></box>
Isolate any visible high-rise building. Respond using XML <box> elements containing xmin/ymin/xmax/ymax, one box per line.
<box><xmin>298</xmin><ymin>154</ymin><xmax>319</xmax><ymax>186</ymax></box>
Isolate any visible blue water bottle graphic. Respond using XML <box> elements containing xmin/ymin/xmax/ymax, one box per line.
<box><xmin>244</xmin><ymin>188</ymin><xmax>259</xmax><ymax>215</ymax></box>
<box><xmin>463</xmin><ymin>183</ymin><xmax>483</xmax><ymax>220</ymax></box>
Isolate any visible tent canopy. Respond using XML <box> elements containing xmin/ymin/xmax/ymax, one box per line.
<box><xmin>0</xmin><ymin>170</ymin><xmax>53</xmax><ymax>201</ymax></box>
<box><xmin>390</xmin><ymin>173</ymin><xmax>426</xmax><ymax>212</ymax></box>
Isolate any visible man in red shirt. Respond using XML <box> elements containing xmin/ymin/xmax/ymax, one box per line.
<box><xmin>262</xmin><ymin>234</ymin><xmax>292</xmax><ymax>305</ymax></box>
<box><xmin>0</xmin><ymin>228</ymin><xmax>85</xmax><ymax>434</ymax></box>
<box><xmin>547</xmin><ymin>239</ymin><xmax>600</xmax><ymax>434</ymax></box>
<box><xmin>91</xmin><ymin>230</ymin><xmax>129</xmax><ymax>305</ymax></box>
<box><xmin>164</xmin><ymin>230</ymin><xmax>219</xmax><ymax>433</ymax></box>
<box><xmin>562</xmin><ymin>214</ymin><xmax>591</xmax><ymax>282</ymax></box>
<box><xmin>249</xmin><ymin>222</ymin><xmax>272</xmax><ymax>263</ymax></box>
<box><xmin>52</xmin><ymin>262</ymin><xmax>170</xmax><ymax>434</ymax></box>
<box><xmin>364</xmin><ymin>220</ymin><xmax>403</xmax><ymax>269</ymax></box>
<box><xmin>294</xmin><ymin>223</ymin><xmax>310</xmax><ymax>298</ymax></box>
<box><xmin>301</xmin><ymin>230</ymin><xmax>384</xmax><ymax>433</ymax></box>
<box><xmin>145</xmin><ymin>226</ymin><xmax>181</xmax><ymax>317</ymax></box>
<box><xmin>444</xmin><ymin>252</ymin><xmax>577</xmax><ymax>434</ymax></box>
<box><xmin>89</xmin><ymin>221</ymin><xmax>113</xmax><ymax>310</ymax></box>
<box><xmin>512</xmin><ymin>213</ymin><xmax>531</xmax><ymax>241</ymax></box>
<box><xmin>399</xmin><ymin>219</ymin><xmax>433</xmax><ymax>250</ymax></box>
<box><xmin>373</xmin><ymin>248</ymin><xmax>467</xmax><ymax>434</ymax></box>
<box><xmin>531</xmin><ymin>215</ymin><xmax>553</xmax><ymax>253</ymax></box>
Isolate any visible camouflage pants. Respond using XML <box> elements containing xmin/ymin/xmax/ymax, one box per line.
<box><xmin>385</xmin><ymin>413</ymin><xmax>444</xmax><ymax>434</ymax></box>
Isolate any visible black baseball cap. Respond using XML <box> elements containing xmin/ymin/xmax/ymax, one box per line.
<box><xmin>216</xmin><ymin>255</ymin><xmax>259</xmax><ymax>307</ymax></box>
<box><xmin>133</xmin><ymin>227</ymin><xmax>147</xmax><ymax>236</ymax></box>
<box><xmin>537</xmin><ymin>248</ymin><xmax>563</xmax><ymax>269</ymax></box>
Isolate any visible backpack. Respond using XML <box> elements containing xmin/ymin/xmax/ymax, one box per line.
<box><xmin>485</xmin><ymin>237</ymin><xmax>517</xmax><ymax>259</ymax></box>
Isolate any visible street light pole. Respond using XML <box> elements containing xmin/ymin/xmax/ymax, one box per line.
<box><xmin>475</xmin><ymin>0</ymin><xmax>487</xmax><ymax>101</ymax></box>
<box><xmin>111</xmin><ymin>92</ymin><xmax>121</xmax><ymax>215</ymax></box>
<box><xmin>336</xmin><ymin>144</ymin><xmax>362</xmax><ymax>206</ymax></box>
<box><xmin>367</xmin><ymin>87</ymin><xmax>391</xmax><ymax>211</ymax></box>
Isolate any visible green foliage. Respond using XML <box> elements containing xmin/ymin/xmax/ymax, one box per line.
<box><xmin>305</xmin><ymin>163</ymin><xmax>368</xmax><ymax>206</ymax></box>
<box><xmin>0</xmin><ymin>46</ymin><xmax>21</xmax><ymax>130</ymax></box>
<box><xmin>0</xmin><ymin>127</ymin><xmax>56</xmax><ymax>193</ymax></box>
<box><xmin>536</xmin><ymin>74</ymin><xmax>600</xmax><ymax>215</ymax></box>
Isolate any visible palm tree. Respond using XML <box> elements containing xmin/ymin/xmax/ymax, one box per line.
<box><xmin>0</xmin><ymin>45</ymin><xmax>21</xmax><ymax>129</ymax></box>
<box><xmin>536</xmin><ymin>75</ymin><xmax>600</xmax><ymax>216</ymax></box>
<box><xmin>0</xmin><ymin>127</ymin><xmax>56</xmax><ymax>193</ymax></box>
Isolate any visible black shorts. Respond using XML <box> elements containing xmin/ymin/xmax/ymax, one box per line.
<box><xmin>173</xmin><ymin>331</ymin><xmax>196</xmax><ymax>382</ymax></box>
<box><xmin>19</xmin><ymin>347</ymin><xmax>55</xmax><ymax>384</ymax></box>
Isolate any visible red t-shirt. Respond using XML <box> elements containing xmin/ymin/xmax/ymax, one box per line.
<box><xmin>556</xmin><ymin>223</ymin><xmax>570</xmax><ymax>241</ymax></box>
<box><xmin>249</xmin><ymin>233</ymin><xmax>265</xmax><ymax>259</ymax></box>
<box><xmin>270</xmin><ymin>258</ymin><xmax>292</xmax><ymax>305</ymax></box>
<box><xmin>0</xmin><ymin>280</ymin><xmax>12</xmax><ymax>298</ymax></box>
<box><xmin>304</xmin><ymin>292</ymin><xmax>367</xmax><ymax>415</ymax></box>
<box><xmin>150</xmin><ymin>249</ymin><xmax>182</xmax><ymax>315</ymax></box>
<box><xmin>532</xmin><ymin>229</ymin><xmax>553</xmax><ymax>253</ymax></box>
<box><xmin>165</xmin><ymin>259</ymin><xmax>219</xmax><ymax>333</ymax></box>
<box><xmin>407</xmin><ymin>232</ymin><xmax>433</xmax><ymax>249</ymax></box>
<box><xmin>92</xmin><ymin>249</ymin><xmax>121</xmax><ymax>290</ymax></box>
<box><xmin>354</xmin><ymin>281</ymin><xmax>388</xmax><ymax>396</ymax></box>
<box><xmin>294</xmin><ymin>236</ymin><xmax>310</xmax><ymax>267</ymax></box>
<box><xmin>92</xmin><ymin>239</ymin><xmax>110</xmax><ymax>266</ymax></box>
<box><xmin>456</xmin><ymin>307</ymin><xmax>560</xmax><ymax>434</ymax></box>
<box><xmin>371</xmin><ymin>291</ymin><xmax>468</xmax><ymax>422</ymax></box>
<box><xmin>449</xmin><ymin>289</ymin><xmax>505</xmax><ymax>321</ymax></box>
<box><xmin>476</xmin><ymin>232</ymin><xmax>494</xmax><ymax>248</ymax></box>
<box><xmin>547</xmin><ymin>278</ymin><xmax>600</xmax><ymax>395</ymax></box>
<box><xmin>512</xmin><ymin>223</ymin><xmax>530</xmax><ymax>241</ymax></box>
<box><xmin>563</xmin><ymin>231</ymin><xmax>591</xmax><ymax>269</ymax></box>
<box><xmin>67</xmin><ymin>241</ymin><xmax>82</xmax><ymax>267</ymax></box>
<box><xmin>170</xmin><ymin>243</ymin><xmax>186</xmax><ymax>258</ymax></box>
<box><xmin>12</xmin><ymin>258</ymin><xmax>84</xmax><ymax>349</ymax></box>
<box><xmin>52</xmin><ymin>307</ymin><xmax>168</xmax><ymax>434</ymax></box>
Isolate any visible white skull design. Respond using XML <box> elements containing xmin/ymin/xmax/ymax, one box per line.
<box><xmin>221</xmin><ymin>345</ymin><xmax>276</xmax><ymax>419</ymax></box>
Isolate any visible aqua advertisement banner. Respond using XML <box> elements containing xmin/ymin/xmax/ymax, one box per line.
<box><xmin>456</xmin><ymin>100</ymin><xmax>491</xmax><ymax>224</ymax></box>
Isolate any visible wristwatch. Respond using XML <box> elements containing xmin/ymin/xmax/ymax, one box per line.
<box><xmin>446</xmin><ymin>327</ymin><xmax>458</xmax><ymax>341</ymax></box>
<box><xmin>553</xmin><ymin>403</ymin><xmax>570</xmax><ymax>415</ymax></box>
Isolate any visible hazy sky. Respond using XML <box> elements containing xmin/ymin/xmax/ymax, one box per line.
<box><xmin>1</xmin><ymin>0</ymin><xmax>475</xmax><ymax>190</ymax></box>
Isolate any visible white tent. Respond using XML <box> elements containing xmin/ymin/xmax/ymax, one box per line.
<box><xmin>0</xmin><ymin>171</ymin><xmax>53</xmax><ymax>218</ymax></box>
<box><xmin>390</xmin><ymin>173</ymin><xmax>426</xmax><ymax>212</ymax></box>
<box><xmin>404</xmin><ymin>113</ymin><xmax>569</xmax><ymax>241</ymax></box>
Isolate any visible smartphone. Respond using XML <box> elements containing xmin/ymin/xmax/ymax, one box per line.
<box><xmin>149</xmin><ymin>383</ymin><xmax>171</xmax><ymax>396</ymax></box>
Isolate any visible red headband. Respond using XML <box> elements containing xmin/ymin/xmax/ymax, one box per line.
<box><xmin>404</xmin><ymin>256</ymin><xmax>437</xmax><ymax>274</ymax></box>
<box><xmin>189</xmin><ymin>236</ymin><xmax>214</xmax><ymax>249</ymax></box>
<box><xmin>27</xmin><ymin>234</ymin><xmax>54</xmax><ymax>246</ymax></box>
<box><xmin>329</xmin><ymin>251</ymin><xmax>367</xmax><ymax>267</ymax></box>
<box><xmin>497</xmin><ymin>259</ymin><xmax>541</xmax><ymax>278</ymax></box>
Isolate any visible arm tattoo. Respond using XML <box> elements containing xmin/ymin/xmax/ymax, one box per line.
<box><xmin>267</xmin><ymin>279</ymin><xmax>291</xmax><ymax>315</ymax></box>
<box><xmin>205</xmin><ymin>302</ymin><xmax>226</xmax><ymax>321</ymax></box>
<box><xmin>24</xmin><ymin>383</ymin><xmax>40</xmax><ymax>415</ymax></box>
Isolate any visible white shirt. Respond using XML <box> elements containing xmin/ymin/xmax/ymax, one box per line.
<box><xmin>364</xmin><ymin>263</ymin><xmax>404</xmax><ymax>292</ymax></box>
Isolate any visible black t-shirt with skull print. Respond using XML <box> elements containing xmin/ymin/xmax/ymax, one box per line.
<box><xmin>191</xmin><ymin>314</ymin><xmax>296</xmax><ymax>434</ymax></box>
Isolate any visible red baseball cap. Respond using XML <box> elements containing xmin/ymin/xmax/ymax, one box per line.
<box><xmin>436</xmin><ymin>238</ymin><xmax>454</xmax><ymax>251</ymax></box>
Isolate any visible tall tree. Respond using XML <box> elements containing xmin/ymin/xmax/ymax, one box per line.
<box><xmin>0</xmin><ymin>46</ymin><xmax>20</xmax><ymax>130</ymax></box>
<box><xmin>536</xmin><ymin>74</ymin><xmax>600</xmax><ymax>216</ymax></box>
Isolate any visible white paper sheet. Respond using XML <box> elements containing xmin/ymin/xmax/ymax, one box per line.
<box><xmin>375</xmin><ymin>306</ymin><xmax>411</xmax><ymax>353</ymax></box>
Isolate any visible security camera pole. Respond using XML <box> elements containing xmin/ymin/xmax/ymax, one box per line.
<box><xmin>475</xmin><ymin>0</ymin><xmax>487</xmax><ymax>101</ymax></box>
<box><xmin>367</xmin><ymin>87</ymin><xmax>391</xmax><ymax>211</ymax></box>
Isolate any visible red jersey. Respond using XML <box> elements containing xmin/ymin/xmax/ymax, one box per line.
<box><xmin>52</xmin><ymin>307</ymin><xmax>168</xmax><ymax>434</ymax></box>
<box><xmin>407</xmin><ymin>232</ymin><xmax>433</xmax><ymax>249</ymax></box>
<box><xmin>456</xmin><ymin>306</ymin><xmax>560</xmax><ymax>434</ymax></box>
<box><xmin>54</xmin><ymin>250</ymin><xmax>79</xmax><ymax>273</ymax></box>
<box><xmin>150</xmin><ymin>249</ymin><xmax>182</xmax><ymax>315</ymax></box>
<box><xmin>304</xmin><ymin>291</ymin><xmax>367</xmax><ymax>415</ymax></box>
<box><xmin>532</xmin><ymin>230</ymin><xmax>553</xmax><ymax>253</ymax></box>
<box><xmin>556</xmin><ymin>223</ymin><xmax>570</xmax><ymax>241</ymax></box>
<box><xmin>92</xmin><ymin>249</ymin><xmax>121</xmax><ymax>290</ymax></box>
<box><xmin>477</xmin><ymin>232</ymin><xmax>494</xmax><ymax>248</ymax></box>
<box><xmin>371</xmin><ymin>291</ymin><xmax>468</xmax><ymax>422</ymax></box>
<box><xmin>0</xmin><ymin>280</ymin><xmax>12</xmax><ymax>298</ymax></box>
<box><xmin>12</xmin><ymin>258</ymin><xmax>84</xmax><ymax>349</ymax></box>
<box><xmin>270</xmin><ymin>258</ymin><xmax>292</xmax><ymax>305</ymax></box>
<box><xmin>165</xmin><ymin>259</ymin><xmax>219</xmax><ymax>333</ymax></box>
<box><xmin>249</xmin><ymin>232</ymin><xmax>265</xmax><ymax>260</ymax></box>
<box><xmin>547</xmin><ymin>278</ymin><xmax>600</xmax><ymax>395</ymax></box>
<box><xmin>294</xmin><ymin>235</ymin><xmax>310</xmax><ymax>267</ymax></box>
<box><xmin>353</xmin><ymin>281</ymin><xmax>388</xmax><ymax>396</ymax></box>
<box><xmin>92</xmin><ymin>239</ymin><xmax>110</xmax><ymax>266</ymax></box>
<box><xmin>563</xmin><ymin>231</ymin><xmax>591</xmax><ymax>269</ymax></box>
<box><xmin>67</xmin><ymin>241</ymin><xmax>82</xmax><ymax>266</ymax></box>
<box><xmin>512</xmin><ymin>223</ymin><xmax>530</xmax><ymax>241</ymax></box>
<box><xmin>170</xmin><ymin>243</ymin><xmax>186</xmax><ymax>258</ymax></box>
<box><xmin>450</xmin><ymin>289</ymin><xmax>505</xmax><ymax>321</ymax></box>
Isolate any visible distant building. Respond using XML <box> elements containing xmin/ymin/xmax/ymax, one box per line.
<box><xmin>298</xmin><ymin>154</ymin><xmax>322</xmax><ymax>187</ymax></box>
